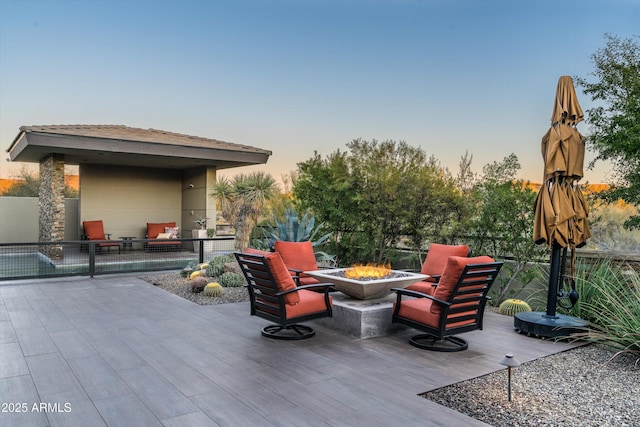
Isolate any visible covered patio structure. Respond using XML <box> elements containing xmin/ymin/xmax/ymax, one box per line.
<box><xmin>5</xmin><ymin>125</ymin><xmax>271</xmax><ymax>259</ymax></box>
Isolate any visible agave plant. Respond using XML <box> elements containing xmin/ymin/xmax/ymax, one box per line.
<box><xmin>262</xmin><ymin>207</ymin><xmax>332</xmax><ymax>248</ymax></box>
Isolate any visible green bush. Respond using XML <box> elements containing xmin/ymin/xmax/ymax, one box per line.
<box><xmin>218</xmin><ymin>272</ymin><xmax>244</xmax><ymax>287</ymax></box>
<box><xmin>203</xmin><ymin>282</ymin><xmax>224</xmax><ymax>297</ymax></box>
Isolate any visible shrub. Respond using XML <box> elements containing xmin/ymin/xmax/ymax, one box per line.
<box><xmin>203</xmin><ymin>282</ymin><xmax>224</xmax><ymax>297</ymax></box>
<box><xmin>190</xmin><ymin>276</ymin><xmax>208</xmax><ymax>293</ymax></box>
<box><xmin>569</xmin><ymin>258</ymin><xmax>640</xmax><ymax>363</ymax></box>
<box><xmin>218</xmin><ymin>271</ymin><xmax>244</xmax><ymax>287</ymax></box>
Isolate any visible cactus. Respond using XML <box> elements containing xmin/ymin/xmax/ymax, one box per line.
<box><xmin>189</xmin><ymin>270</ymin><xmax>206</xmax><ymax>280</ymax></box>
<box><xmin>197</xmin><ymin>262</ymin><xmax>210</xmax><ymax>271</ymax></box>
<box><xmin>190</xmin><ymin>276</ymin><xmax>208</xmax><ymax>293</ymax></box>
<box><xmin>206</xmin><ymin>263</ymin><xmax>225</xmax><ymax>277</ymax></box>
<box><xmin>203</xmin><ymin>282</ymin><xmax>224</xmax><ymax>297</ymax></box>
<box><xmin>499</xmin><ymin>299</ymin><xmax>532</xmax><ymax>316</ymax></box>
<box><xmin>218</xmin><ymin>271</ymin><xmax>244</xmax><ymax>287</ymax></box>
<box><xmin>212</xmin><ymin>254</ymin><xmax>234</xmax><ymax>265</ymax></box>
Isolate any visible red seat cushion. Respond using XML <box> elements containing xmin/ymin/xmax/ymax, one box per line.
<box><xmin>405</xmin><ymin>280</ymin><xmax>436</xmax><ymax>295</ymax></box>
<box><xmin>274</xmin><ymin>241</ymin><xmax>318</xmax><ymax>277</ymax></box>
<box><xmin>285</xmin><ymin>289</ymin><xmax>332</xmax><ymax>318</ymax></box>
<box><xmin>147</xmin><ymin>222</ymin><xmax>176</xmax><ymax>239</ymax></box>
<box><xmin>430</xmin><ymin>255</ymin><xmax>495</xmax><ymax>315</ymax></box>
<box><xmin>83</xmin><ymin>220</ymin><xmax>107</xmax><ymax>240</ymax></box>
<box><xmin>420</xmin><ymin>243</ymin><xmax>470</xmax><ymax>280</ymax></box>
<box><xmin>395</xmin><ymin>298</ymin><xmax>477</xmax><ymax>329</ymax></box>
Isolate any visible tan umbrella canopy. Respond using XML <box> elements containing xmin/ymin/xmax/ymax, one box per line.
<box><xmin>534</xmin><ymin>76</ymin><xmax>591</xmax><ymax>249</ymax></box>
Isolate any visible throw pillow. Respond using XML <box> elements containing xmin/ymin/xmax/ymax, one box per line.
<box><xmin>156</xmin><ymin>232</ymin><xmax>172</xmax><ymax>239</ymax></box>
<box><xmin>165</xmin><ymin>226</ymin><xmax>180</xmax><ymax>239</ymax></box>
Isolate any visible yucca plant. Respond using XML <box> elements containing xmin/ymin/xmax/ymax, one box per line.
<box><xmin>568</xmin><ymin>258</ymin><xmax>640</xmax><ymax>364</ymax></box>
<box><xmin>261</xmin><ymin>207</ymin><xmax>332</xmax><ymax>248</ymax></box>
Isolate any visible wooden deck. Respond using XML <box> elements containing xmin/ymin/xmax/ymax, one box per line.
<box><xmin>0</xmin><ymin>275</ymin><xmax>580</xmax><ymax>427</ymax></box>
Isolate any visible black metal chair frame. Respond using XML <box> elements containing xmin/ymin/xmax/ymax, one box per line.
<box><xmin>392</xmin><ymin>261</ymin><xmax>503</xmax><ymax>352</ymax></box>
<box><xmin>234</xmin><ymin>252</ymin><xmax>333</xmax><ymax>340</ymax></box>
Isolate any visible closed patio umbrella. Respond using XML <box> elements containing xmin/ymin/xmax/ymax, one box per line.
<box><xmin>517</xmin><ymin>76</ymin><xmax>589</xmax><ymax>338</ymax></box>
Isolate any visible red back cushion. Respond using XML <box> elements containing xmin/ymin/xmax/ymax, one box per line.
<box><xmin>431</xmin><ymin>255</ymin><xmax>494</xmax><ymax>315</ymax></box>
<box><xmin>421</xmin><ymin>244</ymin><xmax>470</xmax><ymax>279</ymax></box>
<box><xmin>83</xmin><ymin>221</ymin><xmax>106</xmax><ymax>240</ymax></box>
<box><xmin>263</xmin><ymin>252</ymin><xmax>300</xmax><ymax>305</ymax></box>
<box><xmin>147</xmin><ymin>222</ymin><xmax>176</xmax><ymax>239</ymax></box>
<box><xmin>274</xmin><ymin>241</ymin><xmax>318</xmax><ymax>274</ymax></box>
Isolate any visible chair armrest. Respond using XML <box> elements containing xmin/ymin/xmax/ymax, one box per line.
<box><xmin>287</xmin><ymin>268</ymin><xmax>303</xmax><ymax>286</ymax></box>
<box><xmin>391</xmin><ymin>287</ymin><xmax>451</xmax><ymax>306</ymax></box>
<box><xmin>277</xmin><ymin>283</ymin><xmax>334</xmax><ymax>296</ymax></box>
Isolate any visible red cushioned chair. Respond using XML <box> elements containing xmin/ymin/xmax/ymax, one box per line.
<box><xmin>405</xmin><ymin>243</ymin><xmax>471</xmax><ymax>295</ymax></box>
<box><xmin>82</xmin><ymin>220</ymin><xmax>121</xmax><ymax>254</ymax></box>
<box><xmin>392</xmin><ymin>256</ymin><xmax>502</xmax><ymax>352</ymax></box>
<box><xmin>235</xmin><ymin>251</ymin><xmax>333</xmax><ymax>340</ymax></box>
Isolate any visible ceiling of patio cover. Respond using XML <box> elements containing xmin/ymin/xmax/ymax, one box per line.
<box><xmin>533</xmin><ymin>76</ymin><xmax>591</xmax><ymax>249</ymax></box>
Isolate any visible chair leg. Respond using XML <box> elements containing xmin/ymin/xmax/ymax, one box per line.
<box><xmin>409</xmin><ymin>334</ymin><xmax>469</xmax><ymax>352</ymax></box>
<box><xmin>261</xmin><ymin>324</ymin><xmax>316</xmax><ymax>340</ymax></box>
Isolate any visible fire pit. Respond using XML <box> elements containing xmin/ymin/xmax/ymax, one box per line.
<box><xmin>304</xmin><ymin>267</ymin><xmax>428</xmax><ymax>300</ymax></box>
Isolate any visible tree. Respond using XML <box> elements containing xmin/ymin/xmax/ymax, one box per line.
<box><xmin>575</xmin><ymin>34</ymin><xmax>640</xmax><ymax>229</ymax></box>
<box><xmin>466</xmin><ymin>154</ymin><xmax>549</xmax><ymax>303</ymax></box>
<box><xmin>210</xmin><ymin>172</ymin><xmax>280</xmax><ymax>251</ymax></box>
<box><xmin>294</xmin><ymin>139</ymin><xmax>462</xmax><ymax>265</ymax></box>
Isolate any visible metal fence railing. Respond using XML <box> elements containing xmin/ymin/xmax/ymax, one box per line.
<box><xmin>0</xmin><ymin>237</ymin><xmax>235</xmax><ymax>281</ymax></box>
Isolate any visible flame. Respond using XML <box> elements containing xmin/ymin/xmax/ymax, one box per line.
<box><xmin>345</xmin><ymin>263</ymin><xmax>393</xmax><ymax>280</ymax></box>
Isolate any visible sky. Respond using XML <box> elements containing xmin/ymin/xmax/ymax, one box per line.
<box><xmin>0</xmin><ymin>0</ymin><xmax>638</xmax><ymax>186</ymax></box>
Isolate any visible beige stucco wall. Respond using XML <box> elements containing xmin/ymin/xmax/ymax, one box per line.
<box><xmin>181</xmin><ymin>167</ymin><xmax>217</xmax><ymax>238</ymax></box>
<box><xmin>0</xmin><ymin>197</ymin><xmax>79</xmax><ymax>243</ymax></box>
<box><xmin>79</xmin><ymin>164</ymin><xmax>217</xmax><ymax>241</ymax></box>
<box><xmin>80</xmin><ymin>165</ymin><xmax>184</xmax><ymax>239</ymax></box>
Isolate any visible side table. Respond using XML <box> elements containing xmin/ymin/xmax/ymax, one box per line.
<box><xmin>120</xmin><ymin>236</ymin><xmax>136</xmax><ymax>252</ymax></box>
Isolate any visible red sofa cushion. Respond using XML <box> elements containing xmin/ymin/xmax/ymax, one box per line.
<box><xmin>147</xmin><ymin>222</ymin><xmax>176</xmax><ymax>239</ymax></box>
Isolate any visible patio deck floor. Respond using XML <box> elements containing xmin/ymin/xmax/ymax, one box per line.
<box><xmin>0</xmin><ymin>274</ymin><xmax>580</xmax><ymax>427</ymax></box>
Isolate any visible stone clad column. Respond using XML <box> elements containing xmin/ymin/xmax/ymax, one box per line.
<box><xmin>39</xmin><ymin>154</ymin><xmax>65</xmax><ymax>259</ymax></box>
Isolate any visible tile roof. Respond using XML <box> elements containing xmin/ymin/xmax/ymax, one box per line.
<box><xmin>18</xmin><ymin>124</ymin><xmax>270</xmax><ymax>155</ymax></box>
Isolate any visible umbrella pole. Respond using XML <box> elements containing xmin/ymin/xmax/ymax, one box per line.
<box><xmin>545</xmin><ymin>243</ymin><xmax>562</xmax><ymax>318</ymax></box>
<box><xmin>515</xmin><ymin>241</ymin><xmax>587</xmax><ymax>337</ymax></box>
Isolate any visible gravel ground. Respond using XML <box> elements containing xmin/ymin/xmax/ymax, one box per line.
<box><xmin>140</xmin><ymin>271</ymin><xmax>250</xmax><ymax>305</ymax></box>
<box><xmin>142</xmin><ymin>271</ymin><xmax>639</xmax><ymax>426</ymax></box>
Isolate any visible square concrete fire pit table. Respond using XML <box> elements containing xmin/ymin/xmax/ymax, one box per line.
<box><xmin>304</xmin><ymin>268</ymin><xmax>428</xmax><ymax>300</ymax></box>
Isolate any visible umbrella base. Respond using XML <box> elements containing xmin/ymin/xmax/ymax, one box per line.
<box><xmin>514</xmin><ymin>311</ymin><xmax>588</xmax><ymax>339</ymax></box>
